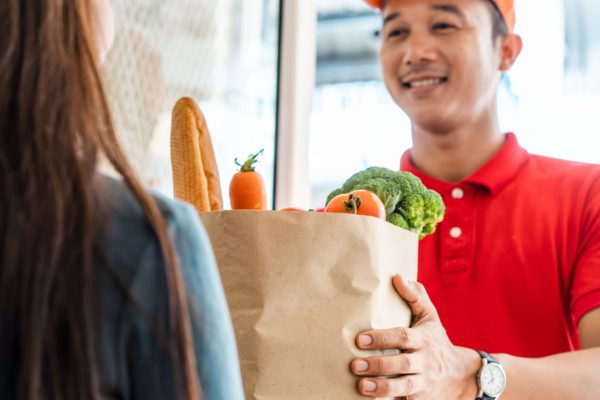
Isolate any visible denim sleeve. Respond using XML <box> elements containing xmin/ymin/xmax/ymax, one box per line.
<box><xmin>168</xmin><ymin>204</ymin><xmax>245</xmax><ymax>400</ymax></box>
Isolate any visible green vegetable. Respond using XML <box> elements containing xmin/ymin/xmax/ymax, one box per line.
<box><xmin>387</xmin><ymin>212</ymin><xmax>409</xmax><ymax>230</ymax></box>
<box><xmin>326</xmin><ymin>167</ymin><xmax>445</xmax><ymax>238</ymax></box>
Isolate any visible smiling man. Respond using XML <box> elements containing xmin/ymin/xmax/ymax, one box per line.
<box><xmin>350</xmin><ymin>0</ymin><xmax>600</xmax><ymax>399</ymax></box>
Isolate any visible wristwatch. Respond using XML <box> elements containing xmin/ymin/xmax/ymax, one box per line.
<box><xmin>475</xmin><ymin>350</ymin><xmax>506</xmax><ymax>399</ymax></box>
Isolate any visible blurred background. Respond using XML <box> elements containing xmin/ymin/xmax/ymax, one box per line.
<box><xmin>102</xmin><ymin>0</ymin><xmax>600</xmax><ymax>209</ymax></box>
<box><xmin>102</xmin><ymin>0</ymin><xmax>281</xmax><ymax>208</ymax></box>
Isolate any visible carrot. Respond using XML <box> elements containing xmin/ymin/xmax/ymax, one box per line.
<box><xmin>229</xmin><ymin>149</ymin><xmax>267</xmax><ymax>210</ymax></box>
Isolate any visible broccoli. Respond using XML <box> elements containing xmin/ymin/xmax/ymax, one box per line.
<box><xmin>423</xmin><ymin>189</ymin><xmax>445</xmax><ymax>225</ymax></box>
<box><xmin>387</xmin><ymin>212</ymin><xmax>409</xmax><ymax>230</ymax></box>
<box><xmin>325</xmin><ymin>166</ymin><xmax>445</xmax><ymax>239</ymax></box>
<box><xmin>397</xmin><ymin>193</ymin><xmax>426</xmax><ymax>231</ymax></box>
<box><xmin>341</xmin><ymin>167</ymin><xmax>389</xmax><ymax>193</ymax></box>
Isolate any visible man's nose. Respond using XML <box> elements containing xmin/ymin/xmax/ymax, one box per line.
<box><xmin>402</xmin><ymin>34</ymin><xmax>437</xmax><ymax>65</ymax></box>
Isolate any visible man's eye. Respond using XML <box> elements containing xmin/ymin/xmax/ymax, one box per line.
<box><xmin>432</xmin><ymin>22</ymin><xmax>457</xmax><ymax>31</ymax></box>
<box><xmin>387</xmin><ymin>28</ymin><xmax>408</xmax><ymax>39</ymax></box>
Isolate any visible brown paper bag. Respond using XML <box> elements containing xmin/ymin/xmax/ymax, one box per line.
<box><xmin>199</xmin><ymin>210</ymin><xmax>418</xmax><ymax>400</ymax></box>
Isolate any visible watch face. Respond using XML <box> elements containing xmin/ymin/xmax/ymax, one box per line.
<box><xmin>480</xmin><ymin>363</ymin><xmax>506</xmax><ymax>397</ymax></box>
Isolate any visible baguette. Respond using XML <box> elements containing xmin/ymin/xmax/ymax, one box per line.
<box><xmin>170</xmin><ymin>97</ymin><xmax>223</xmax><ymax>212</ymax></box>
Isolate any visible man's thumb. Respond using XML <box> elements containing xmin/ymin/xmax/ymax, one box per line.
<box><xmin>392</xmin><ymin>275</ymin><xmax>438</xmax><ymax>321</ymax></box>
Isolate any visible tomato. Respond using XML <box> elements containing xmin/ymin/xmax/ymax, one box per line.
<box><xmin>324</xmin><ymin>190</ymin><xmax>386</xmax><ymax>220</ymax></box>
<box><xmin>278</xmin><ymin>207</ymin><xmax>305</xmax><ymax>212</ymax></box>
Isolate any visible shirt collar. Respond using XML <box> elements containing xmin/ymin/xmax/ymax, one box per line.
<box><xmin>400</xmin><ymin>133</ymin><xmax>529</xmax><ymax>195</ymax></box>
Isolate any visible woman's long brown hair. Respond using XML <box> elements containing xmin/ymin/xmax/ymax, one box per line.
<box><xmin>0</xmin><ymin>1</ymin><xmax>201</xmax><ymax>398</ymax></box>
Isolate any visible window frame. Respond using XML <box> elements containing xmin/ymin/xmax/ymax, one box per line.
<box><xmin>274</xmin><ymin>0</ymin><xmax>317</xmax><ymax>209</ymax></box>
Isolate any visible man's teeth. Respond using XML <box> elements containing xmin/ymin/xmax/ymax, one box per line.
<box><xmin>409</xmin><ymin>78</ymin><xmax>444</xmax><ymax>88</ymax></box>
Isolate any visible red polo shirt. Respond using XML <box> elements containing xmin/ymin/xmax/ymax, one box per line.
<box><xmin>401</xmin><ymin>133</ymin><xmax>600</xmax><ymax>357</ymax></box>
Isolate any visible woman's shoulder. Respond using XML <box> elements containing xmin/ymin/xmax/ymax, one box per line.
<box><xmin>96</xmin><ymin>174</ymin><xmax>197</xmax><ymax>233</ymax></box>
<box><xmin>94</xmin><ymin>174</ymin><xmax>208</xmax><ymax>281</ymax></box>
<box><xmin>94</xmin><ymin>175</ymin><xmax>244</xmax><ymax>399</ymax></box>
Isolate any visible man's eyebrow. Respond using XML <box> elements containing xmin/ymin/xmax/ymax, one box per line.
<box><xmin>430</xmin><ymin>4</ymin><xmax>466</xmax><ymax>19</ymax></box>
<box><xmin>383</xmin><ymin>5</ymin><xmax>465</xmax><ymax>27</ymax></box>
<box><xmin>383</xmin><ymin>12</ymin><xmax>400</xmax><ymax>27</ymax></box>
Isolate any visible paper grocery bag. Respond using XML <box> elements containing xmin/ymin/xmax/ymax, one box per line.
<box><xmin>199</xmin><ymin>210</ymin><xmax>418</xmax><ymax>400</ymax></box>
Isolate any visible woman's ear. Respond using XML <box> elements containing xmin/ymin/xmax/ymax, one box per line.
<box><xmin>498</xmin><ymin>33</ymin><xmax>523</xmax><ymax>72</ymax></box>
<box><xmin>94</xmin><ymin>0</ymin><xmax>115</xmax><ymax>63</ymax></box>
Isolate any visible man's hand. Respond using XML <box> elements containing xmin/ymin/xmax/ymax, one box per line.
<box><xmin>351</xmin><ymin>275</ymin><xmax>480</xmax><ymax>399</ymax></box>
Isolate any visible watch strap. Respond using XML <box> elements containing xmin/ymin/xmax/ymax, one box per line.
<box><xmin>477</xmin><ymin>350</ymin><xmax>498</xmax><ymax>364</ymax></box>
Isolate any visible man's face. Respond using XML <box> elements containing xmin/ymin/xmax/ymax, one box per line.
<box><xmin>380</xmin><ymin>0</ymin><xmax>503</xmax><ymax>133</ymax></box>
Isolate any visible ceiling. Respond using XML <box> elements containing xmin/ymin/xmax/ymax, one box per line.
<box><xmin>316</xmin><ymin>1</ymin><xmax>381</xmax><ymax>84</ymax></box>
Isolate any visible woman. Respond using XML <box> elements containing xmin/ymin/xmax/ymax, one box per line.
<box><xmin>0</xmin><ymin>0</ymin><xmax>244</xmax><ymax>399</ymax></box>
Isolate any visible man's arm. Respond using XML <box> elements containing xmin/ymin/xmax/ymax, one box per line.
<box><xmin>351</xmin><ymin>276</ymin><xmax>600</xmax><ymax>399</ymax></box>
<box><xmin>580</xmin><ymin>308</ymin><xmax>600</xmax><ymax>348</ymax></box>
<box><xmin>494</xmin><ymin>308</ymin><xmax>600</xmax><ymax>400</ymax></box>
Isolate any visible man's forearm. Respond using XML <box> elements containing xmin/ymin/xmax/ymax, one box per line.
<box><xmin>494</xmin><ymin>348</ymin><xmax>600</xmax><ymax>400</ymax></box>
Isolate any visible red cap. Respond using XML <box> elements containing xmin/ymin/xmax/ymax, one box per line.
<box><xmin>364</xmin><ymin>0</ymin><xmax>515</xmax><ymax>33</ymax></box>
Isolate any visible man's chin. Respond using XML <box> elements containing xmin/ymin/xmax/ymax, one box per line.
<box><xmin>408</xmin><ymin>112</ymin><xmax>458</xmax><ymax>135</ymax></box>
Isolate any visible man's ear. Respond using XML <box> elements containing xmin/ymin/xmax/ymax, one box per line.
<box><xmin>498</xmin><ymin>34</ymin><xmax>523</xmax><ymax>71</ymax></box>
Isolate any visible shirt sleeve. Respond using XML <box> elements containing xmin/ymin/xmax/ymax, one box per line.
<box><xmin>570</xmin><ymin>172</ymin><xmax>600</xmax><ymax>324</ymax></box>
<box><xmin>168</xmin><ymin>203</ymin><xmax>245</xmax><ymax>400</ymax></box>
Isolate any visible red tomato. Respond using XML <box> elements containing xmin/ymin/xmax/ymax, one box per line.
<box><xmin>278</xmin><ymin>207</ymin><xmax>305</xmax><ymax>212</ymax></box>
<box><xmin>324</xmin><ymin>190</ymin><xmax>386</xmax><ymax>220</ymax></box>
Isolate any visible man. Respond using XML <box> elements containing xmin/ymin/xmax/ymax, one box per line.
<box><xmin>350</xmin><ymin>0</ymin><xmax>600</xmax><ymax>398</ymax></box>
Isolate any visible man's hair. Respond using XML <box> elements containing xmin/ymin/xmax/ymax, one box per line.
<box><xmin>485</xmin><ymin>1</ymin><xmax>509</xmax><ymax>41</ymax></box>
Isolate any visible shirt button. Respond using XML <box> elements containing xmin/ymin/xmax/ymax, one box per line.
<box><xmin>452</xmin><ymin>188</ymin><xmax>464</xmax><ymax>199</ymax></box>
<box><xmin>450</xmin><ymin>227</ymin><xmax>462</xmax><ymax>238</ymax></box>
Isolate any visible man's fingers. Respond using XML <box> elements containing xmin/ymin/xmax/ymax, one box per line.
<box><xmin>357</xmin><ymin>375</ymin><xmax>424</xmax><ymax>398</ymax></box>
<box><xmin>351</xmin><ymin>353</ymin><xmax>423</xmax><ymax>376</ymax></box>
<box><xmin>356</xmin><ymin>326</ymin><xmax>422</xmax><ymax>351</ymax></box>
<box><xmin>392</xmin><ymin>275</ymin><xmax>438</xmax><ymax>321</ymax></box>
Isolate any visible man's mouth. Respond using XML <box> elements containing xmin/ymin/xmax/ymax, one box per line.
<box><xmin>401</xmin><ymin>77</ymin><xmax>448</xmax><ymax>89</ymax></box>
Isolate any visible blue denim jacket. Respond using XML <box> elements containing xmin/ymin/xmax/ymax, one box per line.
<box><xmin>95</xmin><ymin>176</ymin><xmax>244</xmax><ymax>399</ymax></box>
